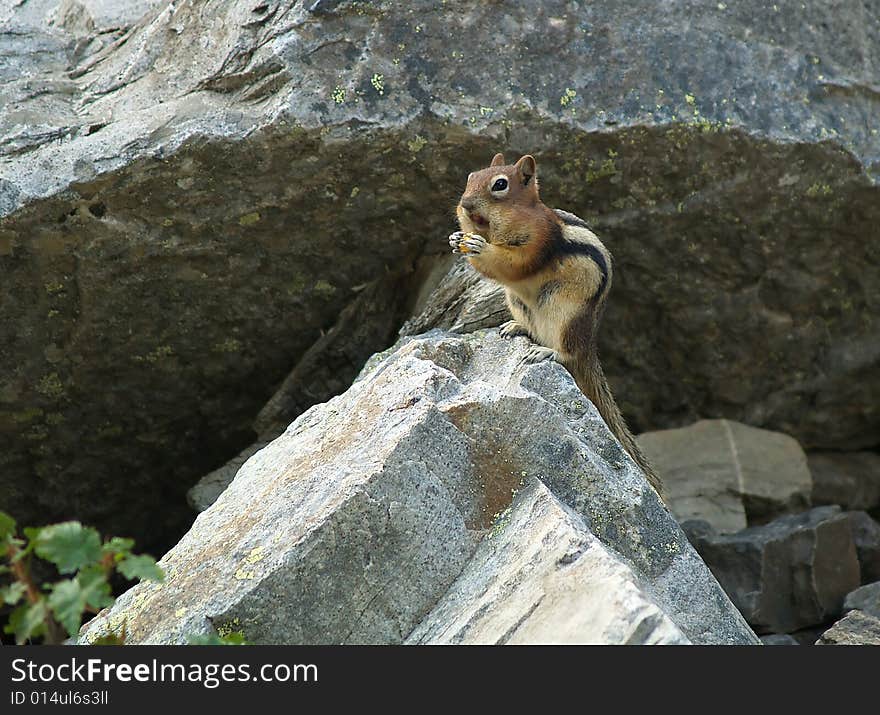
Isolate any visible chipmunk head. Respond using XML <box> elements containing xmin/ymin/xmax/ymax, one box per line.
<box><xmin>456</xmin><ymin>153</ymin><xmax>540</xmax><ymax>240</ymax></box>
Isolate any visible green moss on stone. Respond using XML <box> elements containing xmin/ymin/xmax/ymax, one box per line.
<box><xmin>37</xmin><ymin>373</ymin><xmax>66</xmax><ymax>399</ymax></box>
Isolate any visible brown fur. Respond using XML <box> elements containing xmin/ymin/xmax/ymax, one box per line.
<box><xmin>453</xmin><ymin>153</ymin><xmax>663</xmax><ymax>495</ymax></box>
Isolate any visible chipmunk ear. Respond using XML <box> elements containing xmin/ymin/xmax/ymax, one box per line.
<box><xmin>490</xmin><ymin>153</ymin><xmax>506</xmax><ymax>167</ymax></box>
<box><xmin>515</xmin><ymin>155</ymin><xmax>536</xmax><ymax>186</ymax></box>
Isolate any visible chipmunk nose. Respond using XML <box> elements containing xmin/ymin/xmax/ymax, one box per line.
<box><xmin>460</xmin><ymin>197</ymin><xmax>477</xmax><ymax>212</ymax></box>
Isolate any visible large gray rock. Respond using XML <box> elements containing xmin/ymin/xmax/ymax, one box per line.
<box><xmin>79</xmin><ymin>330</ymin><xmax>757</xmax><ymax>645</ymax></box>
<box><xmin>636</xmin><ymin>419</ymin><xmax>812</xmax><ymax>533</ymax></box>
<box><xmin>684</xmin><ymin>506</ymin><xmax>861</xmax><ymax>634</ymax></box>
<box><xmin>816</xmin><ymin>610</ymin><xmax>880</xmax><ymax>646</ymax></box>
<box><xmin>1</xmin><ymin>0</ymin><xmax>879</xmax><ymax>556</ymax></box>
<box><xmin>843</xmin><ymin>582</ymin><xmax>880</xmax><ymax>620</ymax></box>
<box><xmin>810</xmin><ymin>451</ymin><xmax>880</xmax><ymax>513</ymax></box>
<box><xmin>842</xmin><ymin>511</ymin><xmax>880</xmax><ymax>584</ymax></box>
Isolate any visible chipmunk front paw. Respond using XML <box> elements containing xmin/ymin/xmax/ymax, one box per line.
<box><xmin>500</xmin><ymin>320</ymin><xmax>530</xmax><ymax>339</ymax></box>
<box><xmin>521</xmin><ymin>345</ymin><xmax>559</xmax><ymax>365</ymax></box>
<box><xmin>449</xmin><ymin>231</ymin><xmax>487</xmax><ymax>255</ymax></box>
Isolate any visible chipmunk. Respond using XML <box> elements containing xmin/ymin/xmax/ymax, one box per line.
<box><xmin>449</xmin><ymin>153</ymin><xmax>663</xmax><ymax>494</ymax></box>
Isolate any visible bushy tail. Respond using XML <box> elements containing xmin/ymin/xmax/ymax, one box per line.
<box><xmin>569</xmin><ymin>356</ymin><xmax>664</xmax><ymax>496</ymax></box>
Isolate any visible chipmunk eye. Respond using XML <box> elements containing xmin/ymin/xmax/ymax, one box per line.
<box><xmin>490</xmin><ymin>177</ymin><xmax>508</xmax><ymax>194</ymax></box>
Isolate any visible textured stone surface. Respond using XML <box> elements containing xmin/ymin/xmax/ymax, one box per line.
<box><xmin>843</xmin><ymin>511</ymin><xmax>880</xmax><ymax>584</ymax></box>
<box><xmin>79</xmin><ymin>330</ymin><xmax>757</xmax><ymax>645</ymax></box>
<box><xmin>637</xmin><ymin>419</ymin><xmax>812</xmax><ymax>533</ymax></box>
<box><xmin>760</xmin><ymin>634</ymin><xmax>799</xmax><ymax>646</ymax></box>
<box><xmin>3</xmin><ymin>0</ymin><xmax>879</xmax><ymax>551</ymax></box>
<box><xmin>816</xmin><ymin>610</ymin><xmax>880</xmax><ymax>646</ymax></box>
<box><xmin>684</xmin><ymin>506</ymin><xmax>861</xmax><ymax>634</ymax></box>
<box><xmin>810</xmin><ymin>451</ymin><xmax>880</xmax><ymax>513</ymax></box>
<box><xmin>408</xmin><ymin>481</ymin><xmax>689</xmax><ymax>645</ymax></box>
<box><xmin>843</xmin><ymin>582</ymin><xmax>880</xmax><ymax>619</ymax></box>
<box><xmin>186</xmin><ymin>441</ymin><xmax>268</xmax><ymax>513</ymax></box>
<box><xmin>400</xmin><ymin>262</ymin><xmax>509</xmax><ymax>338</ymax></box>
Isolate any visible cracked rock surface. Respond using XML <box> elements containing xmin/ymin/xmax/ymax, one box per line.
<box><xmin>3</xmin><ymin>0</ymin><xmax>879</xmax><ymax>555</ymax></box>
<box><xmin>79</xmin><ymin>331</ymin><xmax>758</xmax><ymax>645</ymax></box>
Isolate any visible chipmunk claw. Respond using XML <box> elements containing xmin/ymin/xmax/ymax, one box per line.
<box><xmin>521</xmin><ymin>345</ymin><xmax>559</xmax><ymax>365</ymax></box>
<box><xmin>449</xmin><ymin>231</ymin><xmax>487</xmax><ymax>255</ymax></box>
<box><xmin>500</xmin><ymin>320</ymin><xmax>530</xmax><ymax>339</ymax></box>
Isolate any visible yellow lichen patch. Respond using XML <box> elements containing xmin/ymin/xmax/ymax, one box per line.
<box><xmin>243</xmin><ymin>546</ymin><xmax>265</xmax><ymax>565</ymax></box>
<box><xmin>12</xmin><ymin>407</ymin><xmax>43</xmax><ymax>424</ymax></box>
<box><xmin>217</xmin><ymin>618</ymin><xmax>241</xmax><ymax>638</ymax></box>
<box><xmin>234</xmin><ymin>567</ymin><xmax>256</xmax><ymax>581</ymax></box>
<box><xmin>213</xmin><ymin>338</ymin><xmax>242</xmax><ymax>353</ymax></box>
<box><xmin>138</xmin><ymin>345</ymin><xmax>175</xmax><ymax>364</ymax></box>
<box><xmin>238</xmin><ymin>211</ymin><xmax>261</xmax><ymax>226</ymax></box>
<box><xmin>560</xmin><ymin>88</ymin><xmax>577</xmax><ymax>107</ymax></box>
<box><xmin>37</xmin><ymin>373</ymin><xmax>65</xmax><ymax>399</ymax></box>
<box><xmin>313</xmin><ymin>280</ymin><xmax>336</xmax><ymax>297</ymax></box>
<box><xmin>806</xmin><ymin>182</ymin><xmax>833</xmax><ymax>197</ymax></box>
<box><xmin>407</xmin><ymin>135</ymin><xmax>427</xmax><ymax>153</ymax></box>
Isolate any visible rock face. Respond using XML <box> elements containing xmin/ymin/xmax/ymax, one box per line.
<box><xmin>684</xmin><ymin>506</ymin><xmax>861</xmax><ymax>634</ymax></box>
<box><xmin>637</xmin><ymin>420</ymin><xmax>812</xmax><ymax>533</ymax></box>
<box><xmin>816</xmin><ymin>611</ymin><xmax>880</xmax><ymax>646</ymax></box>
<box><xmin>843</xmin><ymin>582</ymin><xmax>880</xmax><ymax>620</ymax></box>
<box><xmin>79</xmin><ymin>330</ymin><xmax>758</xmax><ymax>645</ymax></box>
<box><xmin>842</xmin><ymin>511</ymin><xmax>880</xmax><ymax>584</ymax></box>
<box><xmin>2</xmin><ymin>0</ymin><xmax>879</xmax><ymax>553</ymax></box>
<box><xmin>408</xmin><ymin>481</ymin><xmax>689</xmax><ymax>645</ymax></box>
<box><xmin>810</xmin><ymin>452</ymin><xmax>880</xmax><ymax>513</ymax></box>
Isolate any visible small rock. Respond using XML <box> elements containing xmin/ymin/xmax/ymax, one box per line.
<box><xmin>809</xmin><ymin>451</ymin><xmax>880</xmax><ymax>512</ymax></box>
<box><xmin>638</xmin><ymin>419</ymin><xmax>812</xmax><ymax>533</ymax></box>
<box><xmin>842</xmin><ymin>511</ymin><xmax>880</xmax><ymax>583</ymax></box>
<box><xmin>684</xmin><ymin>506</ymin><xmax>861</xmax><ymax>633</ymax></box>
<box><xmin>760</xmin><ymin>634</ymin><xmax>799</xmax><ymax>645</ymax></box>
<box><xmin>816</xmin><ymin>610</ymin><xmax>880</xmax><ymax>645</ymax></box>
<box><xmin>788</xmin><ymin>626</ymin><xmax>830</xmax><ymax>646</ymax></box>
<box><xmin>843</xmin><ymin>582</ymin><xmax>880</xmax><ymax>619</ymax></box>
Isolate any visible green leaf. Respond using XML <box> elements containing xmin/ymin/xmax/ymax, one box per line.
<box><xmin>117</xmin><ymin>554</ymin><xmax>164</xmax><ymax>582</ymax></box>
<box><xmin>102</xmin><ymin>537</ymin><xmax>135</xmax><ymax>558</ymax></box>
<box><xmin>33</xmin><ymin>522</ymin><xmax>102</xmax><ymax>574</ymax></box>
<box><xmin>76</xmin><ymin>567</ymin><xmax>114</xmax><ymax>610</ymax></box>
<box><xmin>48</xmin><ymin>580</ymin><xmax>86</xmax><ymax>637</ymax></box>
<box><xmin>0</xmin><ymin>510</ymin><xmax>16</xmax><ymax>542</ymax></box>
<box><xmin>47</xmin><ymin>570</ymin><xmax>113</xmax><ymax>638</ymax></box>
<box><xmin>23</xmin><ymin>526</ymin><xmax>40</xmax><ymax>541</ymax></box>
<box><xmin>1</xmin><ymin>582</ymin><xmax>27</xmax><ymax>605</ymax></box>
<box><xmin>5</xmin><ymin>601</ymin><xmax>48</xmax><ymax>644</ymax></box>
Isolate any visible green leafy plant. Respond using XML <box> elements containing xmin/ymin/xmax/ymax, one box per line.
<box><xmin>0</xmin><ymin>511</ymin><xmax>163</xmax><ymax>645</ymax></box>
